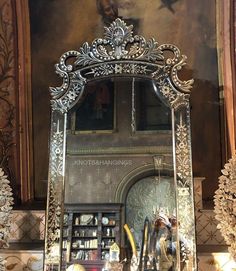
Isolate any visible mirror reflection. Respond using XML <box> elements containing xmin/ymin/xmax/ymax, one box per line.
<box><xmin>135</xmin><ymin>81</ymin><xmax>171</xmax><ymax>131</ymax></box>
<box><xmin>62</xmin><ymin>77</ymin><xmax>174</xmax><ymax>270</ymax></box>
<box><xmin>126</xmin><ymin>175</ymin><xmax>177</xmax><ymax>270</ymax></box>
<box><xmin>72</xmin><ymin>80</ymin><xmax>115</xmax><ymax>132</ymax></box>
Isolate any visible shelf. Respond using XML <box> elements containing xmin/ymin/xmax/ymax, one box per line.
<box><xmin>73</xmin><ymin>224</ymin><xmax>98</xmax><ymax>227</ymax></box>
<box><xmin>66</xmin><ymin>259</ymin><xmax>105</xmax><ymax>267</ymax></box>
<box><xmin>71</xmin><ymin>248</ymin><xmax>98</xmax><ymax>250</ymax></box>
<box><xmin>66</xmin><ymin>260</ymin><xmax>105</xmax><ymax>265</ymax></box>
<box><xmin>72</xmin><ymin>236</ymin><xmax>97</xmax><ymax>239</ymax></box>
<box><xmin>63</xmin><ymin>203</ymin><xmax>121</xmax><ymax>269</ymax></box>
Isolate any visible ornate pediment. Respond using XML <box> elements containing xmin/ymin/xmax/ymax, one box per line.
<box><xmin>50</xmin><ymin>18</ymin><xmax>193</xmax><ymax>113</ymax></box>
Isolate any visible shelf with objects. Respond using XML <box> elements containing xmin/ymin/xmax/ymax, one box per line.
<box><xmin>62</xmin><ymin>204</ymin><xmax>122</xmax><ymax>270</ymax></box>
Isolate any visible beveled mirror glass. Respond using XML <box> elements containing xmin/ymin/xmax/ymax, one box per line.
<box><xmin>44</xmin><ymin>19</ymin><xmax>196</xmax><ymax>271</ymax></box>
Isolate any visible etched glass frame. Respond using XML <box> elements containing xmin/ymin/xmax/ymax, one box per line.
<box><xmin>44</xmin><ymin>19</ymin><xmax>196</xmax><ymax>271</ymax></box>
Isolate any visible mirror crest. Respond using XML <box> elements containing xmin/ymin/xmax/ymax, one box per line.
<box><xmin>50</xmin><ymin>18</ymin><xmax>193</xmax><ymax>113</ymax></box>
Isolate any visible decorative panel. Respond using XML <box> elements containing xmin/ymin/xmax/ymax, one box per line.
<box><xmin>194</xmin><ymin>178</ymin><xmax>226</xmax><ymax>246</ymax></box>
<box><xmin>9</xmin><ymin>210</ymin><xmax>45</xmax><ymax>242</ymax></box>
<box><xmin>0</xmin><ymin>250</ymin><xmax>44</xmax><ymax>271</ymax></box>
<box><xmin>197</xmin><ymin>253</ymin><xmax>236</xmax><ymax>271</ymax></box>
<box><xmin>6</xmin><ymin>178</ymin><xmax>225</xmax><ymax>246</ymax></box>
<box><xmin>0</xmin><ymin>0</ymin><xmax>20</xmax><ymax>203</ymax></box>
<box><xmin>196</xmin><ymin>210</ymin><xmax>225</xmax><ymax>246</ymax></box>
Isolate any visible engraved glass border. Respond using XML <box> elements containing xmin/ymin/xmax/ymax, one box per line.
<box><xmin>45</xmin><ymin>18</ymin><xmax>196</xmax><ymax>271</ymax></box>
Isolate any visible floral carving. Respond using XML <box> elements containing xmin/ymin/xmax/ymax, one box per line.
<box><xmin>178</xmin><ymin>187</ymin><xmax>194</xmax><ymax>262</ymax></box>
<box><xmin>214</xmin><ymin>154</ymin><xmax>236</xmax><ymax>260</ymax></box>
<box><xmin>50</xmin><ymin>18</ymin><xmax>193</xmax><ymax>113</ymax></box>
<box><xmin>45</xmin><ymin>181</ymin><xmax>61</xmax><ymax>263</ymax></box>
<box><xmin>0</xmin><ymin>167</ymin><xmax>13</xmax><ymax>271</ymax></box>
<box><xmin>89</xmin><ymin>62</ymin><xmax>148</xmax><ymax>77</ymax></box>
<box><xmin>176</xmin><ymin>117</ymin><xmax>191</xmax><ymax>186</ymax></box>
<box><xmin>0</xmin><ymin>1</ymin><xmax>16</xmax><ymax>182</ymax></box>
<box><xmin>0</xmin><ymin>168</ymin><xmax>13</xmax><ymax>247</ymax></box>
<box><xmin>75</xmin><ymin>18</ymin><xmax>163</xmax><ymax>65</ymax></box>
<box><xmin>45</xmin><ymin>121</ymin><xmax>64</xmax><ymax>263</ymax></box>
<box><xmin>50</xmin><ymin>72</ymin><xmax>86</xmax><ymax>114</ymax></box>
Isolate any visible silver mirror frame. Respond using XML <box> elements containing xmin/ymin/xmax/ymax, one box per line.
<box><xmin>44</xmin><ymin>18</ymin><xmax>196</xmax><ymax>271</ymax></box>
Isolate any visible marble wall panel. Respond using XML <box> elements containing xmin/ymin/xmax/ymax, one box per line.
<box><xmin>9</xmin><ymin>211</ymin><xmax>45</xmax><ymax>242</ymax></box>
<box><xmin>0</xmin><ymin>250</ymin><xmax>44</xmax><ymax>271</ymax></box>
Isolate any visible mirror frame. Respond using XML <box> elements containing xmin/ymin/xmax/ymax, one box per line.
<box><xmin>44</xmin><ymin>18</ymin><xmax>196</xmax><ymax>271</ymax></box>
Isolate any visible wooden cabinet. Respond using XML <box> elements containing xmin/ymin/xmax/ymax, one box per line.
<box><xmin>62</xmin><ymin>204</ymin><xmax>122</xmax><ymax>270</ymax></box>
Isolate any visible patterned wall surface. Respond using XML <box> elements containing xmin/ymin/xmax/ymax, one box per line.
<box><xmin>196</xmin><ymin>210</ymin><xmax>225</xmax><ymax>245</ymax></box>
<box><xmin>194</xmin><ymin>178</ymin><xmax>226</xmax><ymax>246</ymax></box>
<box><xmin>0</xmin><ymin>250</ymin><xmax>44</xmax><ymax>271</ymax></box>
<box><xmin>7</xmin><ymin>178</ymin><xmax>225</xmax><ymax>245</ymax></box>
<box><xmin>9</xmin><ymin>210</ymin><xmax>45</xmax><ymax>242</ymax></box>
<box><xmin>198</xmin><ymin>253</ymin><xmax>236</xmax><ymax>271</ymax></box>
<box><xmin>1</xmin><ymin>251</ymin><xmax>235</xmax><ymax>271</ymax></box>
<box><xmin>0</xmin><ymin>0</ymin><xmax>20</xmax><ymax>203</ymax></box>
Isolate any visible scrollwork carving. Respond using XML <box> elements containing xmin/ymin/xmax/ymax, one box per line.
<box><xmin>157</xmin><ymin>80</ymin><xmax>189</xmax><ymax>109</ymax></box>
<box><xmin>50</xmin><ymin>71</ymin><xmax>86</xmax><ymax>114</ymax></box>
<box><xmin>75</xmin><ymin>18</ymin><xmax>163</xmax><ymax>64</ymax></box>
<box><xmin>171</xmin><ymin>55</ymin><xmax>193</xmax><ymax>93</ymax></box>
<box><xmin>50</xmin><ymin>18</ymin><xmax>193</xmax><ymax>113</ymax></box>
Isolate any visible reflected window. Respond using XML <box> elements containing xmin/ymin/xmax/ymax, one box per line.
<box><xmin>135</xmin><ymin>80</ymin><xmax>171</xmax><ymax>131</ymax></box>
<box><xmin>73</xmin><ymin>79</ymin><xmax>114</xmax><ymax>131</ymax></box>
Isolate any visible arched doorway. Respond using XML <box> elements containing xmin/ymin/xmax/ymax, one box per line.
<box><xmin>125</xmin><ymin>174</ymin><xmax>175</xmax><ymax>249</ymax></box>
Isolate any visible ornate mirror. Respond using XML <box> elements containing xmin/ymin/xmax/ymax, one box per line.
<box><xmin>44</xmin><ymin>19</ymin><xmax>196</xmax><ymax>271</ymax></box>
